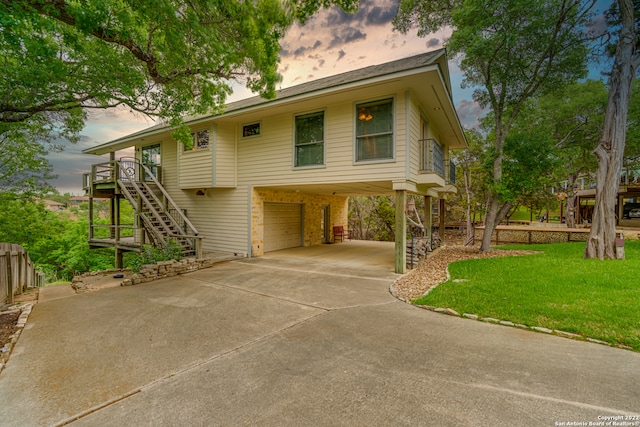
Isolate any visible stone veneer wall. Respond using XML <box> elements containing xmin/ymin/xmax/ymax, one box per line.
<box><xmin>251</xmin><ymin>188</ymin><xmax>348</xmax><ymax>256</ymax></box>
<box><xmin>474</xmin><ymin>226</ymin><xmax>590</xmax><ymax>244</ymax></box>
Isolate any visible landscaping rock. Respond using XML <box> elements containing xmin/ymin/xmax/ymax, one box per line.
<box><xmin>531</xmin><ymin>326</ymin><xmax>553</xmax><ymax>334</ymax></box>
<box><xmin>390</xmin><ymin>245</ymin><xmax>538</xmax><ymax>302</ymax></box>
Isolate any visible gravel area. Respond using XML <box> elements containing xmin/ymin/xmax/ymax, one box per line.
<box><xmin>391</xmin><ymin>245</ymin><xmax>540</xmax><ymax>302</ymax></box>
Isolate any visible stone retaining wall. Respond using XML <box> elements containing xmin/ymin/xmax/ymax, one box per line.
<box><xmin>122</xmin><ymin>258</ymin><xmax>220</xmax><ymax>286</ymax></box>
<box><xmin>474</xmin><ymin>226</ymin><xmax>590</xmax><ymax>245</ymax></box>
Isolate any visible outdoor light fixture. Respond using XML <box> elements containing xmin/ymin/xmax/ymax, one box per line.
<box><xmin>195</xmin><ymin>189</ymin><xmax>205</xmax><ymax>196</ymax></box>
<box><xmin>358</xmin><ymin>108</ymin><xmax>373</xmax><ymax>121</ymax></box>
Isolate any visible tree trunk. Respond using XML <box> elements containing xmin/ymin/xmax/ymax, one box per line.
<box><xmin>463</xmin><ymin>167</ymin><xmax>475</xmax><ymax>246</ymax></box>
<box><xmin>585</xmin><ymin>0</ymin><xmax>638</xmax><ymax>260</ymax></box>
<box><xmin>480</xmin><ymin>195</ymin><xmax>512</xmax><ymax>252</ymax></box>
<box><xmin>565</xmin><ymin>173</ymin><xmax>577</xmax><ymax>228</ymax></box>
<box><xmin>479</xmin><ymin>124</ymin><xmax>512</xmax><ymax>252</ymax></box>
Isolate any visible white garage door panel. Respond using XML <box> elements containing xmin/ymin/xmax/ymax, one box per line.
<box><xmin>264</xmin><ymin>203</ymin><xmax>302</xmax><ymax>252</ymax></box>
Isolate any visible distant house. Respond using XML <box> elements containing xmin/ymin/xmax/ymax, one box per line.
<box><xmin>40</xmin><ymin>199</ymin><xmax>65</xmax><ymax>212</ymax></box>
<box><xmin>82</xmin><ymin>49</ymin><xmax>467</xmax><ymax>273</ymax></box>
<box><xmin>69</xmin><ymin>196</ymin><xmax>109</xmax><ymax>207</ymax></box>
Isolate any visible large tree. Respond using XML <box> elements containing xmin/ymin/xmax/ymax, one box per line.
<box><xmin>585</xmin><ymin>0</ymin><xmax>639</xmax><ymax>259</ymax></box>
<box><xmin>1</xmin><ymin>0</ymin><xmax>357</xmax><ymax>131</ymax></box>
<box><xmin>540</xmin><ymin>80</ymin><xmax>607</xmax><ymax>227</ymax></box>
<box><xmin>0</xmin><ymin>0</ymin><xmax>357</xmax><ymax>190</ymax></box>
<box><xmin>395</xmin><ymin>0</ymin><xmax>595</xmax><ymax>252</ymax></box>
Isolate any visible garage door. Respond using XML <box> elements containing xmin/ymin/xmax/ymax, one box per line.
<box><xmin>264</xmin><ymin>203</ymin><xmax>302</xmax><ymax>252</ymax></box>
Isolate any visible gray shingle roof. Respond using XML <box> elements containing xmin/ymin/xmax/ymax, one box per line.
<box><xmin>84</xmin><ymin>49</ymin><xmax>448</xmax><ymax>153</ymax></box>
<box><xmin>224</xmin><ymin>48</ymin><xmax>446</xmax><ymax>114</ymax></box>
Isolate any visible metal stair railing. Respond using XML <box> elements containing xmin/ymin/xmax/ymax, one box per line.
<box><xmin>117</xmin><ymin>158</ymin><xmax>202</xmax><ymax>258</ymax></box>
<box><xmin>136</xmin><ymin>161</ymin><xmax>201</xmax><ymax>252</ymax></box>
<box><xmin>116</xmin><ymin>162</ymin><xmax>171</xmax><ymax>248</ymax></box>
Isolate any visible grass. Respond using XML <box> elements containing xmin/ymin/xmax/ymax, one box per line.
<box><xmin>414</xmin><ymin>241</ymin><xmax>640</xmax><ymax>350</ymax></box>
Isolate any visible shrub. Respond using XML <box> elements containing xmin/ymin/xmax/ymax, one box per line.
<box><xmin>128</xmin><ymin>239</ymin><xmax>182</xmax><ymax>273</ymax></box>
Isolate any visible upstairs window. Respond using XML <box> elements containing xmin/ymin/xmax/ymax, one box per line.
<box><xmin>295</xmin><ymin>111</ymin><xmax>324</xmax><ymax>167</ymax></box>
<box><xmin>355</xmin><ymin>98</ymin><xmax>394</xmax><ymax>162</ymax></box>
<box><xmin>242</xmin><ymin>122</ymin><xmax>261</xmax><ymax>138</ymax></box>
<box><xmin>184</xmin><ymin>129</ymin><xmax>209</xmax><ymax>151</ymax></box>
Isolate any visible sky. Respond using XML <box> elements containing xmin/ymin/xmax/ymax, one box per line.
<box><xmin>47</xmin><ymin>0</ymin><xmax>609</xmax><ymax>195</ymax></box>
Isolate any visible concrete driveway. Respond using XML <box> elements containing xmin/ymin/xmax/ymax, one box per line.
<box><xmin>0</xmin><ymin>242</ymin><xmax>638</xmax><ymax>426</ymax></box>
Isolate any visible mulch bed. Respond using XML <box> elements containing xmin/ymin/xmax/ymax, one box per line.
<box><xmin>0</xmin><ymin>310</ymin><xmax>20</xmax><ymax>349</ymax></box>
<box><xmin>391</xmin><ymin>245</ymin><xmax>540</xmax><ymax>302</ymax></box>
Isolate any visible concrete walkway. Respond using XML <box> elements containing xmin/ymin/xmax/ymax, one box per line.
<box><xmin>0</xmin><ymin>243</ymin><xmax>638</xmax><ymax>426</ymax></box>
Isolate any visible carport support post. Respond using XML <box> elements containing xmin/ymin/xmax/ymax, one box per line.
<box><xmin>439</xmin><ymin>198</ymin><xmax>446</xmax><ymax>245</ymax></box>
<box><xmin>395</xmin><ymin>190</ymin><xmax>407</xmax><ymax>274</ymax></box>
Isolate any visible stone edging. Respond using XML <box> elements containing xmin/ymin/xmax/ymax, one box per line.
<box><xmin>0</xmin><ymin>303</ymin><xmax>34</xmax><ymax>374</ymax></box>
<box><xmin>71</xmin><ymin>269</ymin><xmax>129</xmax><ymax>292</ymax></box>
<box><xmin>122</xmin><ymin>257</ymin><xmax>224</xmax><ymax>286</ymax></box>
<box><xmin>390</xmin><ymin>265</ymin><xmax>634</xmax><ymax>352</ymax></box>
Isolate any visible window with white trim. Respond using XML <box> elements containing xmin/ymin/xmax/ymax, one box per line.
<box><xmin>295</xmin><ymin>111</ymin><xmax>324</xmax><ymax>167</ymax></box>
<box><xmin>242</xmin><ymin>122</ymin><xmax>261</xmax><ymax>138</ymax></box>
<box><xmin>184</xmin><ymin>129</ymin><xmax>209</xmax><ymax>151</ymax></box>
<box><xmin>355</xmin><ymin>98</ymin><xmax>393</xmax><ymax>162</ymax></box>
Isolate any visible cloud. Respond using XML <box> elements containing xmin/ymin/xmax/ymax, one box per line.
<box><xmin>324</xmin><ymin>0</ymin><xmax>397</xmax><ymax>28</ymax></box>
<box><xmin>456</xmin><ymin>99</ymin><xmax>486</xmax><ymax>129</ymax></box>
<box><xmin>365</xmin><ymin>5</ymin><xmax>398</xmax><ymax>26</ymax></box>
<box><xmin>307</xmin><ymin>54</ymin><xmax>326</xmax><ymax>69</ymax></box>
<box><xmin>287</xmin><ymin>39</ymin><xmax>323</xmax><ymax>58</ymax></box>
<box><xmin>327</xmin><ymin>27</ymin><xmax>367</xmax><ymax>49</ymax></box>
<box><xmin>427</xmin><ymin>38</ymin><xmax>440</xmax><ymax>48</ymax></box>
<box><xmin>587</xmin><ymin>13</ymin><xmax>608</xmax><ymax>38</ymax></box>
<box><xmin>337</xmin><ymin>49</ymin><xmax>346</xmax><ymax>60</ymax></box>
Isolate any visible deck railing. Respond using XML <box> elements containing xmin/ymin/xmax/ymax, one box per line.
<box><xmin>84</xmin><ymin>158</ymin><xmax>202</xmax><ymax>258</ymax></box>
<box><xmin>419</xmin><ymin>138</ymin><xmax>456</xmax><ymax>184</ymax></box>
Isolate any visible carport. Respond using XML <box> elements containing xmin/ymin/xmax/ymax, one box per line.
<box><xmin>252</xmin><ymin>182</ymin><xmax>453</xmax><ymax>274</ymax></box>
<box><xmin>261</xmin><ymin>239</ymin><xmax>398</xmax><ymax>278</ymax></box>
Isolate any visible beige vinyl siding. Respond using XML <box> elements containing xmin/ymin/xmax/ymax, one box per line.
<box><xmin>155</xmin><ymin>138</ymin><xmax>248</xmax><ymax>255</ymax></box>
<box><xmin>237</xmin><ymin>92</ymin><xmax>408</xmax><ymax>187</ymax></box>
<box><xmin>157</xmin><ymin>139</ymin><xmax>177</xmax><ymax>188</ymax></box>
<box><xmin>214</xmin><ymin>124</ymin><xmax>236</xmax><ymax>187</ymax></box>
<box><xmin>178</xmin><ymin>145</ymin><xmax>214</xmax><ymax>189</ymax></box>
<box><xmin>408</xmin><ymin>96</ymin><xmax>423</xmax><ymax>183</ymax></box>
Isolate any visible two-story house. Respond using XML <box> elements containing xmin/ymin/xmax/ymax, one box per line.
<box><xmin>82</xmin><ymin>49</ymin><xmax>467</xmax><ymax>273</ymax></box>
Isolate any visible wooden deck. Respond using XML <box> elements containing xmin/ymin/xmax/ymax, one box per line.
<box><xmin>89</xmin><ymin>237</ymin><xmax>140</xmax><ymax>251</ymax></box>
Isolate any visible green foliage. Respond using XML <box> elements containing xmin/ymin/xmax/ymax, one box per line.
<box><xmin>414</xmin><ymin>241</ymin><xmax>640</xmax><ymax>350</ymax></box>
<box><xmin>0</xmin><ymin>196</ymin><xmax>64</xmax><ymax>247</ymax></box>
<box><xmin>0</xmin><ymin>125</ymin><xmax>57</xmax><ymax>194</ymax></box>
<box><xmin>395</xmin><ymin>0</ymin><xmax>595</xmax><ymax>250</ymax></box>
<box><xmin>349</xmin><ymin>196</ymin><xmax>396</xmax><ymax>241</ymax></box>
<box><xmin>127</xmin><ymin>240</ymin><xmax>183</xmax><ymax>273</ymax></box>
<box><xmin>627</xmin><ymin>79</ymin><xmax>640</xmax><ymax>160</ymax></box>
<box><xmin>0</xmin><ymin>0</ymin><xmax>358</xmax><ymax>146</ymax></box>
<box><xmin>0</xmin><ymin>196</ymin><xmax>115</xmax><ymax>281</ymax></box>
<box><xmin>31</xmin><ymin>220</ymin><xmax>114</xmax><ymax>282</ymax></box>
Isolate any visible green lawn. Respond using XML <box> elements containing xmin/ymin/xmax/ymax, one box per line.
<box><xmin>414</xmin><ymin>241</ymin><xmax>640</xmax><ymax>350</ymax></box>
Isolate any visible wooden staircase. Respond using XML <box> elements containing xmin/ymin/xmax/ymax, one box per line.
<box><xmin>115</xmin><ymin>159</ymin><xmax>201</xmax><ymax>258</ymax></box>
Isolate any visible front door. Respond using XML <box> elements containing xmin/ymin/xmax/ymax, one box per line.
<box><xmin>321</xmin><ymin>205</ymin><xmax>330</xmax><ymax>243</ymax></box>
<box><xmin>141</xmin><ymin>144</ymin><xmax>161</xmax><ymax>180</ymax></box>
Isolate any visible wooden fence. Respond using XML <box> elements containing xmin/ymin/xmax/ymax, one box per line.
<box><xmin>1</xmin><ymin>243</ymin><xmax>45</xmax><ymax>305</ymax></box>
